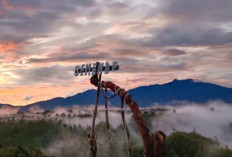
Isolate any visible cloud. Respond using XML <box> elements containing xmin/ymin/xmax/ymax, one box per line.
<box><xmin>133</xmin><ymin>0</ymin><xmax>232</xmax><ymax>48</ymax></box>
<box><xmin>23</xmin><ymin>95</ymin><xmax>33</xmax><ymax>101</ymax></box>
<box><xmin>158</xmin><ymin>0</ymin><xmax>232</xmax><ymax>23</ymax></box>
<box><xmin>152</xmin><ymin>101</ymin><xmax>232</xmax><ymax>148</ymax></box>
<box><xmin>28</xmin><ymin>105</ymin><xmax>44</xmax><ymax>113</ymax></box>
<box><xmin>0</xmin><ymin>0</ymin><xmax>96</xmax><ymax>45</ymax></box>
<box><xmin>0</xmin><ymin>41</ymin><xmax>19</xmax><ymax>52</ymax></box>
<box><xmin>27</xmin><ymin>52</ymin><xmax>111</xmax><ymax>63</ymax></box>
<box><xmin>163</xmin><ymin>49</ymin><xmax>186</xmax><ymax>56</ymax></box>
<box><xmin>9</xmin><ymin>0</ymin><xmax>42</xmax><ymax>9</ymax></box>
<box><xmin>14</xmin><ymin>64</ymin><xmax>74</xmax><ymax>85</ymax></box>
<box><xmin>1</xmin><ymin>0</ymin><xmax>13</xmax><ymax>10</ymax></box>
<box><xmin>0</xmin><ymin>0</ymin><xmax>232</xmax><ymax>104</ymax></box>
<box><xmin>107</xmin><ymin>2</ymin><xmax>128</xmax><ymax>15</ymax></box>
<box><xmin>3</xmin><ymin>0</ymin><xmax>95</xmax><ymax>10</ymax></box>
<box><xmin>0</xmin><ymin>106</ymin><xmax>19</xmax><ymax>115</ymax></box>
<box><xmin>136</xmin><ymin>25</ymin><xmax>232</xmax><ymax>47</ymax></box>
<box><xmin>3</xmin><ymin>12</ymin><xmax>59</xmax><ymax>34</ymax></box>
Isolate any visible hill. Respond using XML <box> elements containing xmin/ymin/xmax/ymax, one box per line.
<box><xmin>129</xmin><ymin>79</ymin><xmax>232</xmax><ymax>106</ymax></box>
<box><xmin>2</xmin><ymin>79</ymin><xmax>231</xmax><ymax>111</ymax></box>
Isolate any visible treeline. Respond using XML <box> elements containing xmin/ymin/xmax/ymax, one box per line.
<box><xmin>0</xmin><ymin>120</ymin><xmax>231</xmax><ymax>157</ymax></box>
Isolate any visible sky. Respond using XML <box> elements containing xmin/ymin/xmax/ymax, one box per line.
<box><xmin>0</xmin><ymin>0</ymin><xmax>232</xmax><ymax>106</ymax></box>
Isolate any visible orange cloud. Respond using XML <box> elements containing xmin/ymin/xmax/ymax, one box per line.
<box><xmin>0</xmin><ymin>42</ymin><xmax>19</xmax><ymax>52</ymax></box>
<box><xmin>1</xmin><ymin>0</ymin><xmax>13</xmax><ymax>10</ymax></box>
<box><xmin>0</xmin><ymin>41</ymin><xmax>21</xmax><ymax>61</ymax></box>
<box><xmin>0</xmin><ymin>82</ymin><xmax>91</xmax><ymax>106</ymax></box>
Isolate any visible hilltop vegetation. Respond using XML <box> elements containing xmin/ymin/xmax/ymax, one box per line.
<box><xmin>166</xmin><ymin>132</ymin><xmax>232</xmax><ymax>157</ymax></box>
<box><xmin>0</xmin><ymin>120</ymin><xmax>60</xmax><ymax>147</ymax></box>
<box><xmin>0</xmin><ymin>119</ymin><xmax>231</xmax><ymax>157</ymax></box>
<box><xmin>0</xmin><ymin>146</ymin><xmax>50</xmax><ymax>157</ymax></box>
<box><xmin>0</xmin><ymin>120</ymin><xmax>61</xmax><ymax>157</ymax></box>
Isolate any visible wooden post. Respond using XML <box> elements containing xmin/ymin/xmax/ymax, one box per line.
<box><xmin>104</xmin><ymin>88</ymin><xmax>110</xmax><ymax>131</ymax></box>
<box><xmin>91</xmin><ymin>73</ymin><xmax>101</xmax><ymax>136</ymax></box>
<box><xmin>90</xmin><ymin>77</ymin><xmax>166</xmax><ymax>157</ymax></box>
<box><xmin>104</xmin><ymin>88</ymin><xmax>113</xmax><ymax>157</ymax></box>
<box><xmin>89</xmin><ymin>62</ymin><xmax>101</xmax><ymax>157</ymax></box>
<box><xmin>121</xmin><ymin>93</ymin><xmax>131</xmax><ymax>157</ymax></box>
<box><xmin>76</xmin><ymin>61</ymin><xmax>166</xmax><ymax>157</ymax></box>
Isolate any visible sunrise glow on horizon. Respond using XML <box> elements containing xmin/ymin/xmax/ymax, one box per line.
<box><xmin>0</xmin><ymin>0</ymin><xmax>232</xmax><ymax>106</ymax></box>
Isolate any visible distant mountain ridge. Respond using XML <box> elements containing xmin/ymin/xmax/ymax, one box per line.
<box><xmin>1</xmin><ymin>79</ymin><xmax>232</xmax><ymax>111</ymax></box>
<box><xmin>129</xmin><ymin>79</ymin><xmax>232</xmax><ymax>106</ymax></box>
<box><xmin>0</xmin><ymin>103</ymin><xmax>17</xmax><ymax>109</ymax></box>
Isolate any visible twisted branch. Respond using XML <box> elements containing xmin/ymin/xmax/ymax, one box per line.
<box><xmin>90</xmin><ymin>76</ymin><xmax>166</xmax><ymax>157</ymax></box>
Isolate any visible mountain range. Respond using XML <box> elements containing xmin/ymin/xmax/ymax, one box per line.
<box><xmin>1</xmin><ymin>79</ymin><xmax>232</xmax><ymax>111</ymax></box>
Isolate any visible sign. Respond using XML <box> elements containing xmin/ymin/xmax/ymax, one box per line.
<box><xmin>74</xmin><ymin>61</ymin><xmax>119</xmax><ymax>76</ymax></box>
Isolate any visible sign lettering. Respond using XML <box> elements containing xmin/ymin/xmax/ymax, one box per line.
<box><xmin>74</xmin><ymin>61</ymin><xmax>119</xmax><ymax>76</ymax></box>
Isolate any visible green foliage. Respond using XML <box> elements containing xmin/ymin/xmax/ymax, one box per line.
<box><xmin>207</xmin><ymin>148</ymin><xmax>232</xmax><ymax>157</ymax></box>
<box><xmin>0</xmin><ymin>146</ymin><xmax>51</xmax><ymax>157</ymax></box>
<box><xmin>165</xmin><ymin>131</ymin><xmax>232</xmax><ymax>157</ymax></box>
<box><xmin>0</xmin><ymin>120</ymin><xmax>61</xmax><ymax>148</ymax></box>
<box><xmin>143</xmin><ymin>110</ymin><xmax>156</xmax><ymax>117</ymax></box>
<box><xmin>0</xmin><ymin>119</ymin><xmax>231</xmax><ymax>157</ymax></box>
<box><xmin>131</xmin><ymin>144</ymin><xmax>143</xmax><ymax>157</ymax></box>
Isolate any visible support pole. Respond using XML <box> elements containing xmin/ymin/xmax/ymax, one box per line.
<box><xmin>90</xmin><ymin>77</ymin><xmax>166</xmax><ymax>157</ymax></box>
<box><xmin>91</xmin><ymin>74</ymin><xmax>101</xmax><ymax>136</ymax></box>
<box><xmin>104</xmin><ymin>88</ymin><xmax>110</xmax><ymax>131</ymax></box>
<box><xmin>104</xmin><ymin>88</ymin><xmax>113</xmax><ymax>157</ymax></box>
<box><xmin>89</xmin><ymin>62</ymin><xmax>101</xmax><ymax>157</ymax></box>
<box><xmin>121</xmin><ymin>93</ymin><xmax>131</xmax><ymax>157</ymax></box>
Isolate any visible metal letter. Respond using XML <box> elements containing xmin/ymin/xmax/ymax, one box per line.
<box><xmin>105</xmin><ymin>62</ymin><xmax>109</xmax><ymax>74</ymax></box>
<box><xmin>92</xmin><ymin>63</ymin><xmax>96</xmax><ymax>75</ymax></box>
<box><xmin>81</xmin><ymin>64</ymin><xmax>85</xmax><ymax>76</ymax></box>
<box><xmin>85</xmin><ymin>64</ymin><xmax>92</xmax><ymax>76</ymax></box>
<box><xmin>74</xmin><ymin>65</ymin><xmax>80</xmax><ymax>76</ymax></box>
<box><xmin>112</xmin><ymin>61</ymin><xmax>118</xmax><ymax>71</ymax></box>
<box><xmin>97</xmin><ymin>62</ymin><xmax>103</xmax><ymax>74</ymax></box>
